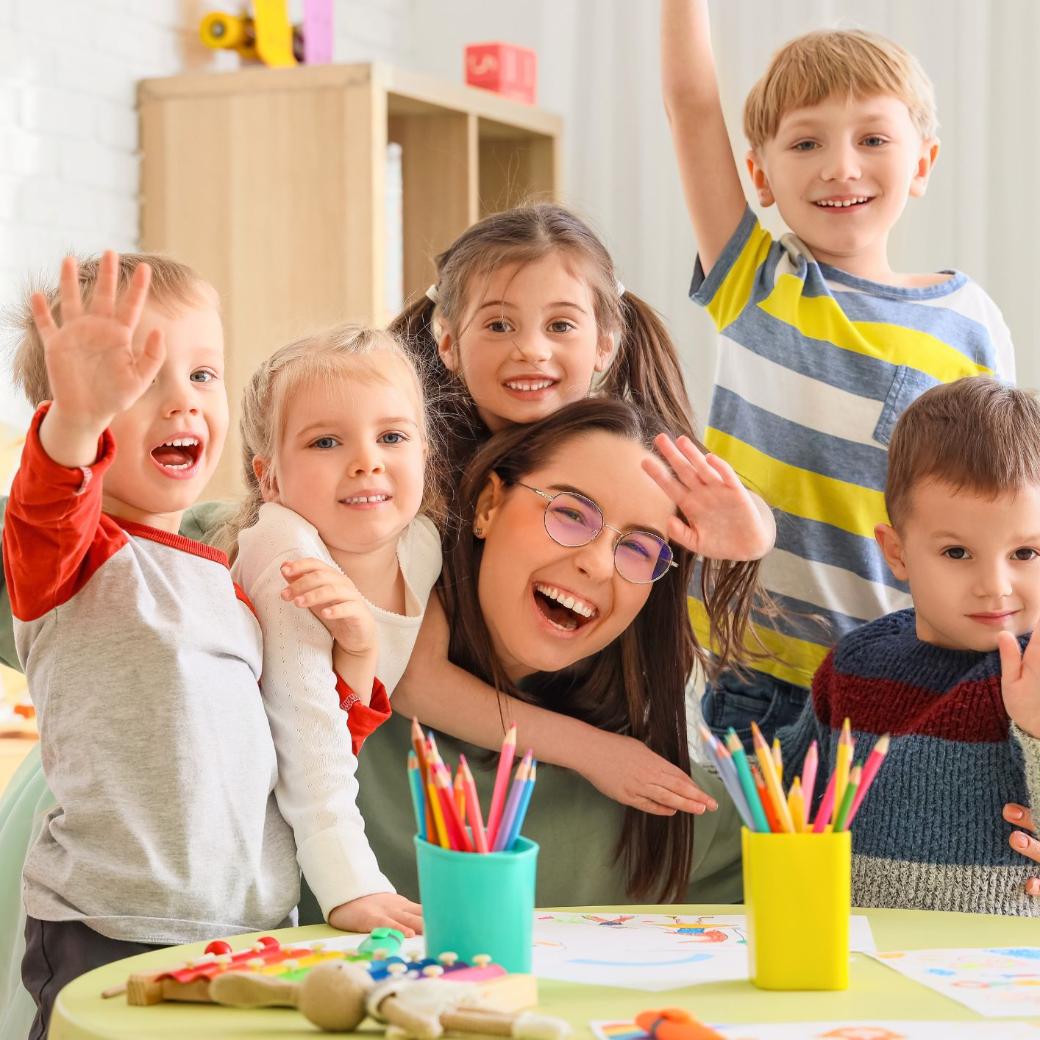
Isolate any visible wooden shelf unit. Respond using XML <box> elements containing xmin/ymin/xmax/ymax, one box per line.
<box><xmin>138</xmin><ymin>62</ymin><xmax>563</xmax><ymax>499</ymax></box>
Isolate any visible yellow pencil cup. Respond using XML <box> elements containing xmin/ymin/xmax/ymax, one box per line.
<box><xmin>742</xmin><ymin>826</ymin><xmax>851</xmax><ymax>990</ymax></box>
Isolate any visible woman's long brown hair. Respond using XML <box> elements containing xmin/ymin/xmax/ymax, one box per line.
<box><xmin>439</xmin><ymin>398</ymin><xmax>763</xmax><ymax>902</ymax></box>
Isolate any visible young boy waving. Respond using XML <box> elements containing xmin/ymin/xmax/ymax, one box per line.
<box><xmin>3</xmin><ymin>253</ymin><xmax>298</xmax><ymax>1038</ymax></box>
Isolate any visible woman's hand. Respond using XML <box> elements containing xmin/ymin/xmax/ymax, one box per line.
<box><xmin>1004</xmin><ymin>803</ymin><xmax>1040</xmax><ymax>896</ymax></box>
<box><xmin>281</xmin><ymin>558</ymin><xmax>377</xmax><ymax>659</ymax></box>
<box><xmin>643</xmin><ymin>433</ymin><xmax>775</xmax><ymax>561</ymax></box>
<box><xmin>577</xmin><ymin>729</ymin><xmax>719</xmax><ymax>816</ymax></box>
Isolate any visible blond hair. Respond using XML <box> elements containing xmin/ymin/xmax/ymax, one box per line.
<box><xmin>221</xmin><ymin>324</ymin><xmax>441</xmax><ymax>559</ymax></box>
<box><xmin>886</xmin><ymin>378</ymin><xmax>1040</xmax><ymax>528</ymax></box>
<box><xmin>11</xmin><ymin>253</ymin><xmax>213</xmax><ymax>407</ymax></box>
<box><xmin>743</xmin><ymin>29</ymin><xmax>937</xmax><ymax>151</ymax></box>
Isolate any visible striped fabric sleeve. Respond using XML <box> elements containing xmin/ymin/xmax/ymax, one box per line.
<box><xmin>691</xmin><ymin>207</ymin><xmax>774</xmax><ymax>332</ymax></box>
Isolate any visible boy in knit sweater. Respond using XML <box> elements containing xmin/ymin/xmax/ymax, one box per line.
<box><xmin>3</xmin><ymin>252</ymin><xmax>300</xmax><ymax>1038</ymax></box>
<box><xmin>780</xmin><ymin>377</ymin><xmax>1040</xmax><ymax>916</ymax></box>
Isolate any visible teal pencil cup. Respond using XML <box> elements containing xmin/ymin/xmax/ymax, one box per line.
<box><xmin>414</xmin><ymin>835</ymin><xmax>538</xmax><ymax>972</ymax></box>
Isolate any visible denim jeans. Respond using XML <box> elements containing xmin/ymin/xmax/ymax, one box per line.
<box><xmin>701</xmin><ymin>667</ymin><xmax>809</xmax><ymax>754</ymax></box>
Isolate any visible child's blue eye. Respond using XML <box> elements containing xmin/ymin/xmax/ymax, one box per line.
<box><xmin>548</xmin><ymin>320</ymin><xmax>575</xmax><ymax>334</ymax></box>
<box><xmin>861</xmin><ymin>135</ymin><xmax>887</xmax><ymax>147</ymax></box>
<box><xmin>792</xmin><ymin>140</ymin><xmax>817</xmax><ymax>152</ymax></box>
<box><xmin>310</xmin><ymin>436</ymin><xmax>339</xmax><ymax>450</ymax></box>
<box><xmin>379</xmin><ymin>432</ymin><xmax>407</xmax><ymax>445</ymax></box>
<box><xmin>190</xmin><ymin>369</ymin><xmax>216</xmax><ymax>383</ymax></box>
<box><xmin>487</xmin><ymin>319</ymin><xmax>513</xmax><ymax>334</ymax></box>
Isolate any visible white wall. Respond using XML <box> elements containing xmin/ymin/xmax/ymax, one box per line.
<box><xmin>2</xmin><ymin>0</ymin><xmax>1037</xmax><ymax>448</ymax></box>
<box><xmin>0</xmin><ymin>0</ymin><xmax>414</xmax><ymax>442</ymax></box>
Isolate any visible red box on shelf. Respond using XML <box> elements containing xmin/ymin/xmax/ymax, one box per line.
<box><xmin>465</xmin><ymin>42</ymin><xmax>537</xmax><ymax>105</ymax></box>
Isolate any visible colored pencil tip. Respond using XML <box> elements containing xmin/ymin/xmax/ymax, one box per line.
<box><xmin>875</xmin><ymin>734</ymin><xmax>891</xmax><ymax>755</ymax></box>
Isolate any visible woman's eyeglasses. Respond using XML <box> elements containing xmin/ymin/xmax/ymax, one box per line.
<box><xmin>516</xmin><ymin>483</ymin><xmax>678</xmax><ymax>584</ymax></box>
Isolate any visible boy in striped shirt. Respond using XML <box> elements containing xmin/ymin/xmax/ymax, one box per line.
<box><xmin>662</xmin><ymin>2</ymin><xmax>1015</xmax><ymax>747</ymax></box>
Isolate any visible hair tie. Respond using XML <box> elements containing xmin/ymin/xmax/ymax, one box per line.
<box><xmin>616</xmin><ymin>280</ymin><xmax>625</xmax><ymax>298</ymax></box>
<box><xmin>425</xmin><ymin>284</ymin><xmax>440</xmax><ymax>303</ymax></box>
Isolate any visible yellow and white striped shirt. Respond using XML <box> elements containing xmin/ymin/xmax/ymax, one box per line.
<box><xmin>690</xmin><ymin>209</ymin><xmax>1015</xmax><ymax>688</ymax></box>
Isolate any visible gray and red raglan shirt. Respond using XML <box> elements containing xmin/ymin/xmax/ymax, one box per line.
<box><xmin>779</xmin><ymin>608</ymin><xmax>1040</xmax><ymax>916</ymax></box>
<box><xmin>2</xmin><ymin>405</ymin><xmax>299</xmax><ymax>943</ymax></box>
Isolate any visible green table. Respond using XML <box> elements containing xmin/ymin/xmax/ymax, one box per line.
<box><xmin>50</xmin><ymin>905</ymin><xmax>1040</xmax><ymax>1038</ymax></box>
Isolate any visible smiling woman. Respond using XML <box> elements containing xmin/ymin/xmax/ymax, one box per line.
<box><xmin>354</xmin><ymin>398</ymin><xmax>765</xmax><ymax>906</ymax></box>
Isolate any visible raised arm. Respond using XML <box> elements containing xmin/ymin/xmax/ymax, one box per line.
<box><xmin>660</xmin><ymin>0</ymin><xmax>748</xmax><ymax>274</ymax></box>
<box><xmin>392</xmin><ymin>595</ymin><xmax>717</xmax><ymax>817</ymax></box>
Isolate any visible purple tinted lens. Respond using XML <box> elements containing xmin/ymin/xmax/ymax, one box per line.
<box><xmin>544</xmin><ymin>493</ymin><xmax>602</xmax><ymax>546</ymax></box>
<box><xmin>615</xmin><ymin>532</ymin><xmax>671</xmax><ymax>583</ymax></box>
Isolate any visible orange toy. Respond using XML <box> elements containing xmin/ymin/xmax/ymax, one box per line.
<box><xmin>634</xmin><ymin>1008</ymin><xmax>724</xmax><ymax>1040</ymax></box>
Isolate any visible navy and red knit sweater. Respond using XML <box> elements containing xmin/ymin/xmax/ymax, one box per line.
<box><xmin>779</xmin><ymin>608</ymin><xmax>1040</xmax><ymax>917</ymax></box>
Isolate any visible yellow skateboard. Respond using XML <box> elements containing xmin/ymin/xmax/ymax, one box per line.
<box><xmin>199</xmin><ymin>0</ymin><xmax>297</xmax><ymax>67</ymax></box>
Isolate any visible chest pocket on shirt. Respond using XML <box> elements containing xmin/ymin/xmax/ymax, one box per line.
<box><xmin>872</xmin><ymin>366</ymin><xmax>940</xmax><ymax>447</ymax></box>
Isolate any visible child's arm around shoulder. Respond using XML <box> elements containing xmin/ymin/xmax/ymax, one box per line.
<box><xmin>661</xmin><ymin>0</ymin><xmax>748</xmax><ymax>275</ymax></box>
<box><xmin>392</xmin><ymin>594</ymin><xmax>718</xmax><ymax>817</ymax></box>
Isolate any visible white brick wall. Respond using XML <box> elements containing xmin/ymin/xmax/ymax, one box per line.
<box><xmin>0</xmin><ymin>0</ymin><xmax>414</xmax><ymax>446</ymax></box>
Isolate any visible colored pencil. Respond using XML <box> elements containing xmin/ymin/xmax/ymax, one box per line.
<box><xmin>485</xmin><ymin>724</ymin><xmax>517</xmax><ymax>849</ymax></box>
<box><xmin>458</xmin><ymin>754</ymin><xmax>489</xmax><ymax>853</ymax></box>
<box><xmin>751</xmin><ymin>764</ymin><xmax>782</xmax><ymax>833</ymax></box>
<box><xmin>752</xmin><ymin>722</ymin><xmax>795</xmax><ymax>833</ymax></box>
<box><xmin>453</xmin><ymin>769</ymin><xmax>467</xmax><ymax>818</ymax></box>
<box><xmin>698</xmin><ymin>725</ymin><xmax>754</xmax><ymax>831</ymax></box>
<box><xmin>407</xmin><ymin>751</ymin><xmax>427</xmax><ymax>840</ymax></box>
<box><xmin>410</xmin><ymin>717</ymin><xmax>435</xmax><ymax>841</ymax></box>
<box><xmin>833</xmin><ymin>764</ymin><xmax>862</xmax><ymax>832</ymax></box>
<box><xmin>429</xmin><ymin>752</ymin><xmax>472</xmax><ymax>852</ymax></box>
<box><xmin>834</xmin><ymin>718</ymin><xmax>854</xmax><ymax>820</ymax></box>
<box><xmin>435</xmin><ymin>763</ymin><xmax>472</xmax><ymax>851</ymax></box>
<box><xmin>772</xmin><ymin>737</ymin><xmax>783</xmax><ymax>785</ymax></box>
<box><xmin>724</xmin><ymin>730</ymin><xmax>770</xmax><ymax>832</ymax></box>
<box><xmin>787</xmin><ymin>776</ymin><xmax>805</xmax><ymax>832</ymax></box>
<box><xmin>801</xmin><ymin>741</ymin><xmax>818</xmax><ymax>806</ymax></box>
<box><xmin>493</xmin><ymin>751</ymin><xmax>532</xmax><ymax>852</ymax></box>
<box><xmin>812</xmin><ymin>769</ymin><xmax>839</xmax><ymax>833</ymax></box>
<box><xmin>424</xmin><ymin>763</ymin><xmax>449</xmax><ymax>847</ymax></box>
<box><xmin>846</xmin><ymin>734</ymin><xmax>890</xmax><ymax>827</ymax></box>
<box><xmin>501</xmin><ymin>760</ymin><xmax>537</xmax><ymax>851</ymax></box>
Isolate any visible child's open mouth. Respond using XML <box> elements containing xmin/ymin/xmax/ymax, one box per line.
<box><xmin>533</xmin><ymin>582</ymin><xmax>598</xmax><ymax>632</ymax></box>
<box><xmin>150</xmin><ymin>437</ymin><xmax>202</xmax><ymax>474</ymax></box>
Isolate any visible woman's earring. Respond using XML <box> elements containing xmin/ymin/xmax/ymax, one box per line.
<box><xmin>474</xmin><ymin>525</ymin><xmax>484</xmax><ymax>538</ymax></box>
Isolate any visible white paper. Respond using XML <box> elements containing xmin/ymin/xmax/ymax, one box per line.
<box><xmin>531</xmin><ymin>912</ymin><xmax>875</xmax><ymax>990</ymax></box>
<box><xmin>870</xmin><ymin>947</ymin><xmax>1040</xmax><ymax>1018</ymax></box>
